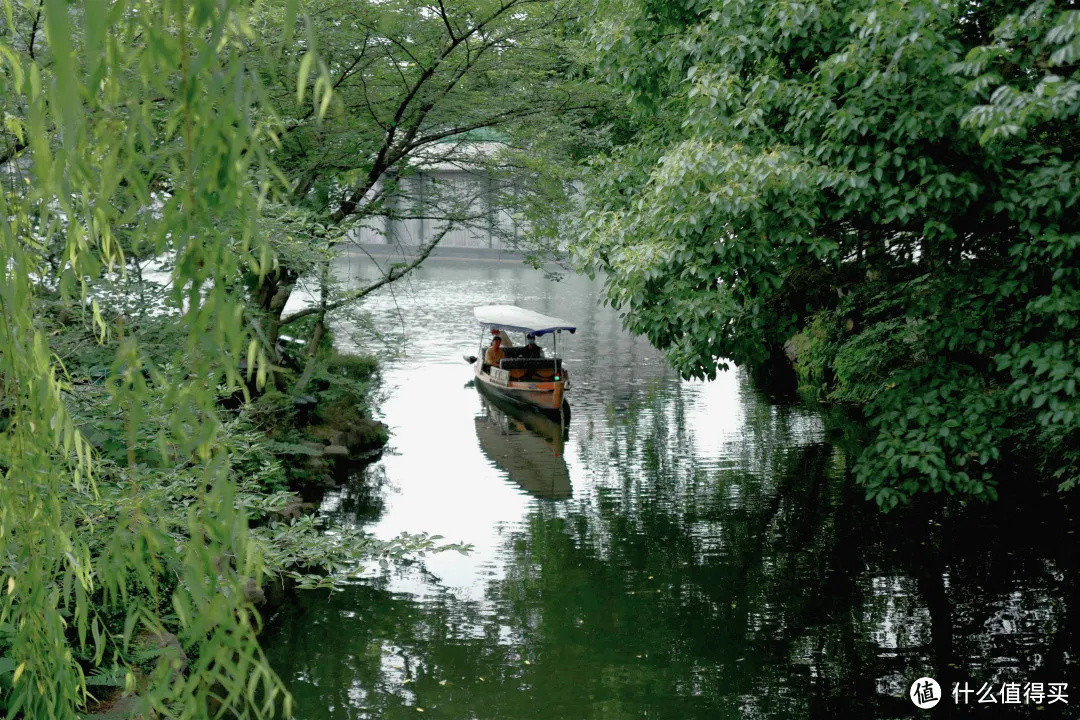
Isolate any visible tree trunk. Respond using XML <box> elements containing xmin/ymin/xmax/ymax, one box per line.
<box><xmin>255</xmin><ymin>265</ymin><xmax>299</xmax><ymax>351</ymax></box>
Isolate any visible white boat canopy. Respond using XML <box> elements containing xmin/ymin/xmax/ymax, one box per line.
<box><xmin>473</xmin><ymin>305</ymin><xmax>576</xmax><ymax>336</ymax></box>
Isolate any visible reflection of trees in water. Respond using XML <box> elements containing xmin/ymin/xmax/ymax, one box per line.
<box><xmin>495</xmin><ymin>397</ymin><xmax>1076</xmax><ymax>718</ymax></box>
<box><xmin>266</xmin><ymin>333</ymin><xmax>1077</xmax><ymax>720</ymax></box>
<box><xmin>317</xmin><ymin>463</ymin><xmax>391</xmax><ymax>526</ymax></box>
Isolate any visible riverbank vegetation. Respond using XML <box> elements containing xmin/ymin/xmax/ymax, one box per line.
<box><xmin>4</xmin><ymin>0</ymin><xmax>1077</xmax><ymax>715</ymax></box>
<box><xmin>572</xmin><ymin>0</ymin><xmax>1080</xmax><ymax>508</ymax></box>
<box><xmin>0</xmin><ymin>0</ymin><xmax>573</xmax><ymax>716</ymax></box>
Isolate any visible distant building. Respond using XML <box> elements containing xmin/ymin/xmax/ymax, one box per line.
<box><xmin>347</xmin><ymin>131</ymin><xmax>522</xmax><ymax>250</ymax></box>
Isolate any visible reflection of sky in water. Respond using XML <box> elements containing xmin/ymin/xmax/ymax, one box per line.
<box><xmin>863</xmin><ymin>575</ymin><xmax>932</xmax><ymax>650</ymax></box>
<box><xmin>268</xmin><ymin>254</ymin><xmax>1078</xmax><ymax>720</ymax></box>
<box><xmin>283</xmin><ymin>253</ymin><xmax>825</xmax><ymax>601</ymax></box>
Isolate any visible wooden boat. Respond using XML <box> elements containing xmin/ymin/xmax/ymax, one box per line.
<box><xmin>467</xmin><ymin>305</ymin><xmax>575</xmax><ymax>415</ymax></box>
<box><xmin>474</xmin><ymin>393</ymin><xmax>571</xmax><ymax>499</ymax></box>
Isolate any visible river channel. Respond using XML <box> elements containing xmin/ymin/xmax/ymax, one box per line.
<box><xmin>262</xmin><ymin>252</ymin><xmax>1078</xmax><ymax>719</ymax></box>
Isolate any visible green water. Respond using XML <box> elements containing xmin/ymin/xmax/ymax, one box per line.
<box><xmin>263</xmin><ymin>256</ymin><xmax>1078</xmax><ymax>719</ymax></box>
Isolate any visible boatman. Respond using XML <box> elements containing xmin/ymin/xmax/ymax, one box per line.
<box><xmin>485</xmin><ymin>335</ymin><xmax>505</xmax><ymax>368</ymax></box>
<box><xmin>523</xmin><ymin>333</ymin><xmax>543</xmax><ymax>359</ymax></box>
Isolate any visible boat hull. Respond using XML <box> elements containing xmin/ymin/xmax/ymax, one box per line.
<box><xmin>473</xmin><ymin>359</ymin><xmax>565</xmax><ymax>412</ymax></box>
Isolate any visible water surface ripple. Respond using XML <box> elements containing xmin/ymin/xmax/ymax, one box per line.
<box><xmin>264</xmin><ymin>255</ymin><xmax>1078</xmax><ymax>719</ymax></box>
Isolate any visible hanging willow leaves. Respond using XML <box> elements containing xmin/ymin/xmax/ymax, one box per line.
<box><xmin>0</xmin><ymin>0</ymin><xmax>335</xmax><ymax>717</ymax></box>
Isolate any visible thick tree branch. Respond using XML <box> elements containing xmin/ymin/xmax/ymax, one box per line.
<box><xmin>279</xmin><ymin>222</ymin><xmax>455</xmax><ymax>326</ymax></box>
<box><xmin>437</xmin><ymin>0</ymin><xmax>457</xmax><ymax>42</ymax></box>
<box><xmin>330</xmin><ymin>0</ymin><xmax>531</xmax><ymax>224</ymax></box>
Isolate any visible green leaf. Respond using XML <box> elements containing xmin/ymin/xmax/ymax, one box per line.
<box><xmin>297</xmin><ymin>51</ymin><xmax>314</xmax><ymax>104</ymax></box>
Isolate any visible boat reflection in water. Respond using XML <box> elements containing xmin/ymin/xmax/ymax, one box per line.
<box><xmin>472</xmin><ymin>386</ymin><xmax>571</xmax><ymax>500</ymax></box>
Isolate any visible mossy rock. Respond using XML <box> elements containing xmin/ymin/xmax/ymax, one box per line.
<box><xmin>342</xmin><ymin>417</ymin><xmax>389</xmax><ymax>453</ymax></box>
<box><xmin>306</xmin><ymin>417</ymin><xmax>389</xmax><ymax>455</ymax></box>
<box><xmin>325</xmin><ymin>353</ymin><xmax>378</xmax><ymax>380</ymax></box>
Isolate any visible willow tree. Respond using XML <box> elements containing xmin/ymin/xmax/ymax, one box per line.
<box><xmin>574</xmin><ymin>0</ymin><xmax>1080</xmax><ymax>507</ymax></box>
<box><xmin>0</xmin><ymin>0</ymin><xmax>316</xmax><ymax>716</ymax></box>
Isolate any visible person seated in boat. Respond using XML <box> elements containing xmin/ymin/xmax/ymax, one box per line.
<box><xmin>522</xmin><ymin>333</ymin><xmax>544</xmax><ymax>359</ymax></box>
<box><xmin>484</xmin><ymin>335</ymin><xmax>505</xmax><ymax>369</ymax></box>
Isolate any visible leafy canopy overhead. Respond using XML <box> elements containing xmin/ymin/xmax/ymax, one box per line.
<box><xmin>244</xmin><ymin>0</ymin><xmax>605</xmax><ymax>347</ymax></box>
<box><xmin>574</xmin><ymin>0</ymin><xmax>1080</xmax><ymax>507</ymax></box>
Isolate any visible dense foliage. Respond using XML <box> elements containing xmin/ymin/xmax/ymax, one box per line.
<box><xmin>574</xmin><ymin>0</ymin><xmax>1080</xmax><ymax>507</ymax></box>
<box><xmin>0</xmin><ymin>1</ymin><xmax>451</xmax><ymax>717</ymax></box>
